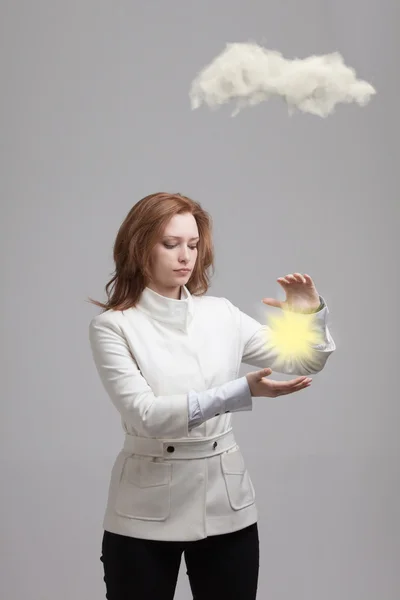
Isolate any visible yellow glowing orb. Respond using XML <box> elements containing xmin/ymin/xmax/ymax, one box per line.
<box><xmin>267</xmin><ymin>310</ymin><xmax>325</xmax><ymax>362</ymax></box>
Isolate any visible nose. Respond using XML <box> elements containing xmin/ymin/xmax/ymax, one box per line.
<box><xmin>178</xmin><ymin>246</ymin><xmax>190</xmax><ymax>262</ymax></box>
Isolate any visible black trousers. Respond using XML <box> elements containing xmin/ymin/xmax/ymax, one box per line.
<box><xmin>100</xmin><ymin>522</ymin><xmax>259</xmax><ymax>600</ymax></box>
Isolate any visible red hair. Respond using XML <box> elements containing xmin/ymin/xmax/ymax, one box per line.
<box><xmin>87</xmin><ymin>192</ymin><xmax>215</xmax><ymax>312</ymax></box>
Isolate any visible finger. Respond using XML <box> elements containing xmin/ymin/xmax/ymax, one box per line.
<box><xmin>288</xmin><ymin>377</ymin><xmax>312</xmax><ymax>387</ymax></box>
<box><xmin>303</xmin><ymin>274</ymin><xmax>313</xmax><ymax>285</ymax></box>
<box><xmin>272</xmin><ymin>376</ymin><xmax>309</xmax><ymax>385</ymax></box>
<box><xmin>279</xmin><ymin>384</ymin><xmax>310</xmax><ymax>396</ymax></box>
<box><xmin>293</xmin><ymin>273</ymin><xmax>306</xmax><ymax>283</ymax></box>
<box><xmin>262</xmin><ymin>298</ymin><xmax>282</xmax><ymax>309</ymax></box>
<box><xmin>278</xmin><ymin>380</ymin><xmax>312</xmax><ymax>395</ymax></box>
<box><xmin>288</xmin><ymin>376</ymin><xmax>310</xmax><ymax>384</ymax></box>
<box><xmin>279</xmin><ymin>377</ymin><xmax>312</xmax><ymax>390</ymax></box>
<box><xmin>292</xmin><ymin>379</ymin><xmax>312</xmax><ymax>390</ymax></box>
<box><xmin>268</xmin><ymin>376</ymin><xmax>309</xmax><ymax>392</ymax></box>
<box><xmin>277</xmin><ymin>277</ymin><xmax>290</xmax><ymax>285</ymax></box>
<box><xmin>258</xmin><ymin>368</ymin><xmax>272</xmax><ymax>378</ymax></box>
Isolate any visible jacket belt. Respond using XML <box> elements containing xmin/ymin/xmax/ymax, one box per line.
<box><xmin>123</xmin><ymin>428</ymin><xmax>237</xmax><ymax>460</ymax></box>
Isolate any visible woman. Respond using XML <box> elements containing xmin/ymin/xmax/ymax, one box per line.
<box><xmin>88</xmin><ymin>192</ymin><xmax>335</xmax><ymax>600</ymax></box>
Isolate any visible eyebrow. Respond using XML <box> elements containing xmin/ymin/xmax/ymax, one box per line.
<box><xmin>163</xmin><ymin>236</ymin><xmax>200</xmax><ymax>241</ymax></box>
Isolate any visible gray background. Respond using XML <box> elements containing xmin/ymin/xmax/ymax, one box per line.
<box><xmin>1</xmin><ymin>1</ymin><xmax>399</xmax><ymax>598</ymax></box>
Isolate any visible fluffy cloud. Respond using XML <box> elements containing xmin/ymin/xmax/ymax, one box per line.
<box><xmin>190</xmin><ymin>43</ymin><xmax>376</xmax><ymax>117</ymax></box>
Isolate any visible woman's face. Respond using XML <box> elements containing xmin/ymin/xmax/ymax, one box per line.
<box><xmin>147</xmin><ymin>213</ymin><xmax>199</xmax><ymax>298</ymax></box>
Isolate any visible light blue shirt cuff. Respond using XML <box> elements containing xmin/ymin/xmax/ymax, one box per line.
<box><xmin>188</xmin><ymin>376</ymin><xmax>252</xmax><ymax>429</ymax></box>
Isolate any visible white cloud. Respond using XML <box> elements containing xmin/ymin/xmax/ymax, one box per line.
<box><xmin>190</xmin><ymin>43</ymin><xmax>376</xmax><ymax>118</ymax></box>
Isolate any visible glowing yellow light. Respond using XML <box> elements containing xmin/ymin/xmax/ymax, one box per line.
<box><xmin>266</xmin><ymin>310</ymin><xmax>325</xmax><ymax>362</ymax></box>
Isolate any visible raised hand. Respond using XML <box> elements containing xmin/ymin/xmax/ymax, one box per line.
<box><xmin>262</xmin><ymin>273</ymin><xmax>320</xmax><ymax>313</ymax></box>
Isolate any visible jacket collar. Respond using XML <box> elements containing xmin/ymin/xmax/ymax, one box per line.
<box><xmin>136</xmin><ymin>285</ymin><xmax>195</xmax><ymax>331</ymax></box>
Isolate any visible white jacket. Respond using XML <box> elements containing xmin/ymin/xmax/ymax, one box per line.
<box><xmin>89</xmin><ymin>285</ymin><xmax>335</xmax><ymax>541</ymax></box>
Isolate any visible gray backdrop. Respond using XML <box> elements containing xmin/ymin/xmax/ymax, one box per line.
<box><xmin>1</xmin><ymin>1</ymin><xmax>399</xmax><ymax>599</ymax></box>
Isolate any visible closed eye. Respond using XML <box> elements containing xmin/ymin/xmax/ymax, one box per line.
<box><xmin>164</xmin><ymin>244</ymin><xmax>198</xmax><ymax>250</ymax></box>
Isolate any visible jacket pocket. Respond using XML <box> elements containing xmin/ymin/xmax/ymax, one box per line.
<box><xmin>115</xmin><ymin>457</ymin><xmax>172</xmax><ymax>521</ymax></box>
<box><xmin>221</xmin><ymin>446</ymin><xmax>255</xmax><ymax>511</ymax></box>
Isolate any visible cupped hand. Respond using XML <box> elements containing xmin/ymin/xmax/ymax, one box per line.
<box><xmin>246</xmin><ymin>367</ymin><xmax>312</xmax><ymax>398</ymax></box>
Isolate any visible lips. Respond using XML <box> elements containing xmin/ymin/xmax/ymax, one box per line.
<box><xmin>175</xmin><ymin>269</ymin><xmax>191</xmax><ymax>273</ymax></box>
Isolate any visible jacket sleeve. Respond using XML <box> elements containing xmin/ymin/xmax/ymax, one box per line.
<box><xmin>89</xmin><ymin>314</ymin><xmax>254</xmax><ymax>438</ymax></box>
<box><xmin>233</xmin><ymin>296</ymin><xmax>336</xmax><ymax>375</ymax></box>
<box><xmin>188</xmin><ymin>376</ymin><xmax>253</xmax><ymax>430</ymax></box>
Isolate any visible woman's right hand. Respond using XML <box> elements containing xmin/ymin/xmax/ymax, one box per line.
<box><xmin>245</xmin><ymin>368</ymin><xmax>312</xmax><ymax>398</ymax></box>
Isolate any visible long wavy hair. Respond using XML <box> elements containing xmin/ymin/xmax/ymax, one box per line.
<box><xmin>87</xmin><ymin>192</ymin><xmax>215</xmax><ymax>312</ymax></box>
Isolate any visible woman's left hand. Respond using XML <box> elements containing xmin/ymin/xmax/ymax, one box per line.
<box><xmin>262</xmin><ymin>273</ymin><xmax>320</xmax><ymax>313</ymax></box>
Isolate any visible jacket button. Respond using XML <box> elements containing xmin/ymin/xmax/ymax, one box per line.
<box><xmin>166</xmin><ymin>446</ymin><xmax>175</xmax><ymax>453</ymax></box>
<box><xmin>213</xmin><ymin>441</ymin><xmax>218</xmax><ymax>449</ymax></box>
